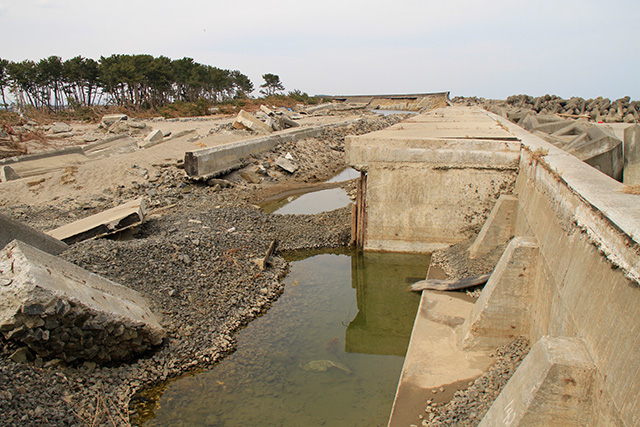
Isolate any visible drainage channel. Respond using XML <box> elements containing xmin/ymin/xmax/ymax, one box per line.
<box><xmin>136</xmin><ymin>249</ymin><xmax>429</xmax><ymax>426</ymax></box>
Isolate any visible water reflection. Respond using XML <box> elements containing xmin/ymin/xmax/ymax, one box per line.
<box><xmin>138</xmin><ymin>250</ymin><xmax>428</xmax><ymax>427</ymax></box>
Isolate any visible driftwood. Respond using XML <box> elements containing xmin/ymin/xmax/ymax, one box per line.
<box><xmin>254</xmin><ymin>239</ymin><xmax>277</xmax><ymax>270</ymax></box>
<box><xmin>409</xmin><ymin>273</ymin><xmax>492</xmax><ymax>292</ymax></box>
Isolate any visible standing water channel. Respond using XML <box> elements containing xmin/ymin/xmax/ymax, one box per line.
<box><xmin>137</xmin><ymin>249</ymin><xmax>428</xmax><ymax>426</ymax></box>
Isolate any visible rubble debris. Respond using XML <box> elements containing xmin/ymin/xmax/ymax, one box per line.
<box><xmin>0</xmin><ymin>165</ymin><xmax>21</xmax><ymax>182</ymax></box>
<box><xmin>275</xmin><ymin>156</ymin><xmax>298</xmax><ymax>173</ymax></box>
<box><xmin>47</xmin><ymin>198</ymin><xmax>147</xmax><ymax>244</ymax></box>
<box><xmin>240</xmin><ymin>170</ymin><xmax>261</xmax><ymax>184</ymax></box>
<box><xmin>254</xmin><ymin>239</ymin><xmax>277</xmax><ymax>270</ymax></box>
<box><xmin>232</xmin><ymin>109</ymin><xmax>273</xmax><ymax>134</ymax></box>
<box><xmin>49</xmin><ymin>122</ymin><xmax>72</xmax><ymax>134</ymax></box>
<box><xmin>0</xmin><ymin>239</ymin><xmax>165</xmax><ymax>363</ymax></box>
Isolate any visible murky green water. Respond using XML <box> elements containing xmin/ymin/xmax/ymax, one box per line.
<box><xmin>138</xmin><ymin>250</ymin><xmax>428</xmax><ymax>427</ymax></box>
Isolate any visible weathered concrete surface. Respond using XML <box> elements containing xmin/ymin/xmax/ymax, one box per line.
<box><xmin>0</xmin><ymin>213</ymin><xmax>68</xmax><ymax>255</ymax></box>
<box><xmin>0</xmin><ymin>240</ymin><xmax>164</xmax><ymax>363</ymax></box>
<box><xmin>138</xmin><ymin>129</ymin><xmax>164</xmax><ymax>149</ymax></box>
<box><xmin>479</xmin><ymin>336</ymin><xmax>596</xmax><ymax>427</ymax></box>
<box><xmin>185</xmin><ymin>119</ymin><xmax>362</xmax><ymax>179</ymax></box>
<box><xmin>476</xmin><ymin>113</ymin><xmax>640</xmax><ymax>425</ymax></box>
<box><xmin>346</xmin><ymin>107</ymin><xmax>520</xmax><ymax>252</ymax></box>
<box><xmin>468</xmin><ymin>194</ymin><xmax>518</xmax><ymax>259</ymax></box>
<box><xmin>462</xmin><ymin>236</ymin><xmax>539</xmax><ymax>349</ymax></box>
<box><xmin>47</xmin><ymin>198</ymin><xmax>147</xmax><ymax>244</ymax></box>
<box><xmin>388</xmin><ymin>291</ymin><xmax>492</xmax><ymax>426</ymax></box>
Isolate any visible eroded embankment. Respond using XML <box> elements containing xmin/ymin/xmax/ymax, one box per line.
<box><xmin>0</xmin><ymin>114</ymin><xmax>405</xmax><ymax>426</ymax></box>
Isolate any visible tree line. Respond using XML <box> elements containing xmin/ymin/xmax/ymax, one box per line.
<box><xmin>0</xmin><ymin>55</ymin><xmax>265</xmax><ymax>111</ymax></box>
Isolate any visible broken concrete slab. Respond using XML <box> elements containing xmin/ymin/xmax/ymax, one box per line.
<box><xmin>624</xmin><ymin>124</ymin><xmax>640</xmax><ymax>185</ymax></box>
<box><xmin>49</xmin><ymin>122</ymin><xmax>72</xmax><ymax>134</ymax></box>
<box><xmin>275</xmin><ymin>156</ymin><xmax>298</xmax><ymax>173</ymax></box>
<box><xmin>100</xmin><ymin>114</ymin><xmax>128</xmax><ymax>127</ymax></box>
<box><xmin>232</xmin><ymin>109</ymin><xmax>273</xmax><ymax>134</ymax></box>
<box><xmin>0</xmin><ymin>165</ymin><xmax>21</xmax><ymax>182</ymax></box>
<box><xmin>138</xmin><ymin>129</ymin><xmax>164</xmax><ymax>149</ymax></box>
<box><xmin>0</xmin><ymin>213</ymin><xmax>68</xmax><ymax>255</ymax></box>
<box><xmin>185</xmin><ymin>119</ymin><xmax>361</xmax><ymax>179</ymax></box>
<box><xmin>0</xmin><ymin>240</ymin><xmax>165</xmax><ymax>363</ymax></box>
<box><xmin>47</xmin><ymin>198</ymin><xmax>147</xmax><ymax>244</ymax></box>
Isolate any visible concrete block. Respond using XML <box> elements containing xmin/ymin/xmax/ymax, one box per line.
<box><xmin>49</xmin><ymin>122</ymin><xmax>72</xmax><ymax>134</ymax></box>
<box><xmin>479</xmin><ymin>336</ymin><xmax>596</xmax><ymax>427</ymax></box>
<box><xmin>0</xmin><ymin>213</ymin><xmax>68</xmax><ymax>255</ymax></box>
<box><xmin>469</xmin><ymin>194</ymin><xmax>518</xmax><ymax>259</ymax></box>
<box><xmin>47</xmin><ymin>198</ymin><xmax>146</xmax><ymax>244</ymax></box>
<box><xmin>462</xmin><ymin>236</ymin><xmax>539</xmax><ymax>349</ymax></box>
<box><xmin>0</xmin><ymin>165</ymin><xmax>21</xmax><ymax>182</ymax></box>
<box><xmin>138</xmin><ymin>129</ymin><xmax>164</xmax><ymax>149</ymax></box>
<box><xmin>623</xmin><ymin>124</ymin><xmax>640</xmax><ymax>185</ymax></box>
<box><xmin>232</xmin><ymin>109</ymin><xmax>273</xmax><ymax>134</ymax></box>
<box><xmin>275</xmin><ymin>156</ymin><xmax>298</xmax><ymax>173</ymax></box>
<box><xmin>0</xmin><ymin>240</ymin><xmax>164</xmax><ymax>363</ymax></box>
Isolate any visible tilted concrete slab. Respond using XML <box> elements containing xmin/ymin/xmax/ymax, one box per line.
<box><xmin>0</xmin><ymin>240</ymin><xmax>165</xmax><ymax>362</ymax></box>
<box><xmin>388</xmin><ymin>291</ymin><xmax>492</xmax><ymax>426</ymax></box>
<box><xmin>0</xmin><ymin>146</ymin><xmax>87</xmax><ymax>178</ymax></box>
<box><xmin>47</xmin><ymin>198</ymin><xmax>146</xmax><ymax>244</ymax></box>
<box><xmin>0</xmin><ymin>213</ymin><xmax>68</xmax><ymax>255</ymax></box>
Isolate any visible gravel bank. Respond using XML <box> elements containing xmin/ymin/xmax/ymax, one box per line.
<box><xmin>413</xmin><ymin>337</ymin><xmax>530</xmax><ymax>427</ymax></box>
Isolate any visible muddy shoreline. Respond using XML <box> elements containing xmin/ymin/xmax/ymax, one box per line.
<box><xmin>0</xmin><ymin>115</ymin><xmax>404</xmax><ymax>426</ymax></box>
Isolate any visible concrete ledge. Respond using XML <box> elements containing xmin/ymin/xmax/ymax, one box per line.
<box><xmin>0</xmin><ymin>213</ymin><xmax>68</xmax><ymax>255</ymax></box>
<box><xmin>462</xmin><ymin>236</ymin><xmax>539</xmax><ymax>349</ymax></box>
<box><xmin>469</xmin><ymin>194</ymin><xmax>518</xmax><ymax>259</ymax></box>
<box><xmin>479</xmin><ymin>336</ymin><xmax>596</xmax><ymax>426</ymax></box>
<box><xmin>388</xmin><ymin>291</ymin><xmax>492</xmax><ymax>427</ymax></box>
<box><xmin>185</xmin><ymin>119</ymin><xmax>362</xmax><ymax>179</ymax></box>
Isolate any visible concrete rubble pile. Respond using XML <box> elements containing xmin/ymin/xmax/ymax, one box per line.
<box><xmin>232</xmin><ymin>106</ymin><xmax>302</xmax><ymax>133</ymax></box>
<box><xmin>0</xmin><ymin>239</ymin><xmax>165</xmax><ymax>363</ymax></box>
<box><xmin>454</xmin><ymin>94</ymin><xmax>639</xmax><ymax>124</ymax></box>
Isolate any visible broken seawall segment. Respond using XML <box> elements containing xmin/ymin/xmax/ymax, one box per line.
<box><xmin>184</xmin><ymin>119</ymin><xmax>363</xmax><ymax>180</ymax></box>
<box><xmin>0</xmin><ymin>213</ymin><xmax>68</xmax><ymax>256</ymax></box>
<box><xmin>0</xmin><ymin>239</ymin><xmax>165</xmax><ymax>363</ymax></box>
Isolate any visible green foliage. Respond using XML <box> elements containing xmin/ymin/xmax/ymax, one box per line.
<box><xmin>259</xmin><ymin>73</ymin><xmax>284</xmax><ymax>97</ymax></box>
<box><xmin>3</xmin><ymin>54</ymin><xmax>257</xmax><ymax>112</ymax></box>
<box><xmin>287</xmin><ymin>89</ymin><xmax>318</xmax><ymax>104</ymax></box>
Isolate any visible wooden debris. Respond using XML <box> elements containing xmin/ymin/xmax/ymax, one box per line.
<box><xmin>409</xmin><ymin>273</ymin><xmax>492</xmax><ymax>292</ymax></box>
<box><xmin>254</xmin><ymin>239</ymin><xmax>277</xmax><ymax>270</ymax></box>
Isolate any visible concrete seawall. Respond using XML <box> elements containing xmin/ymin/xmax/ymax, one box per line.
<box><xmin>347</xmin><ymin>107</ymin><xmax>640</xmax><ymax>425</ymax></box>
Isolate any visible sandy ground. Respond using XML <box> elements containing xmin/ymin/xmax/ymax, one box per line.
<box><xmin>0</xmin><ymin>113</ymin><xmax>364</xmax><ymax>211</ymax></box>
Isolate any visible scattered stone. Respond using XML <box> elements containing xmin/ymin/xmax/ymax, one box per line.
<box><xmin>9</xmin><ymin>347</ymin><xmax>34</xmax><ymax>363</ymax></box>
<box><xmin>240</xmin><ymin>170</ymin><xmax>261</xmax><ymax>184</ymax></box>
<box><xmin>101</xmin><ymin>114</ymin><xmax>128</xmax><ymax>127</ymax></box>
<box><xmin>82</xmin><ymin>134</ymin><xmax>100</xmax><ymax>143</ymax></box>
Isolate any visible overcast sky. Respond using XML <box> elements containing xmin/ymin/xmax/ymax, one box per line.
<box><xmin>1</xmin><ymin>0</ymin><xmax>638</xmax><ymax>100</ymax></box>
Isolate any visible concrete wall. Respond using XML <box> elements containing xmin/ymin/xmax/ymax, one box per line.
<box><xmin>469</xmin><ymin>115</ymin><xmax>640</xmax><ymax>425</ymax></box>
<box><xmin>346</xmin><ymin>107</ymin><xmax>520</xmax><ymax>253</ymax></box>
